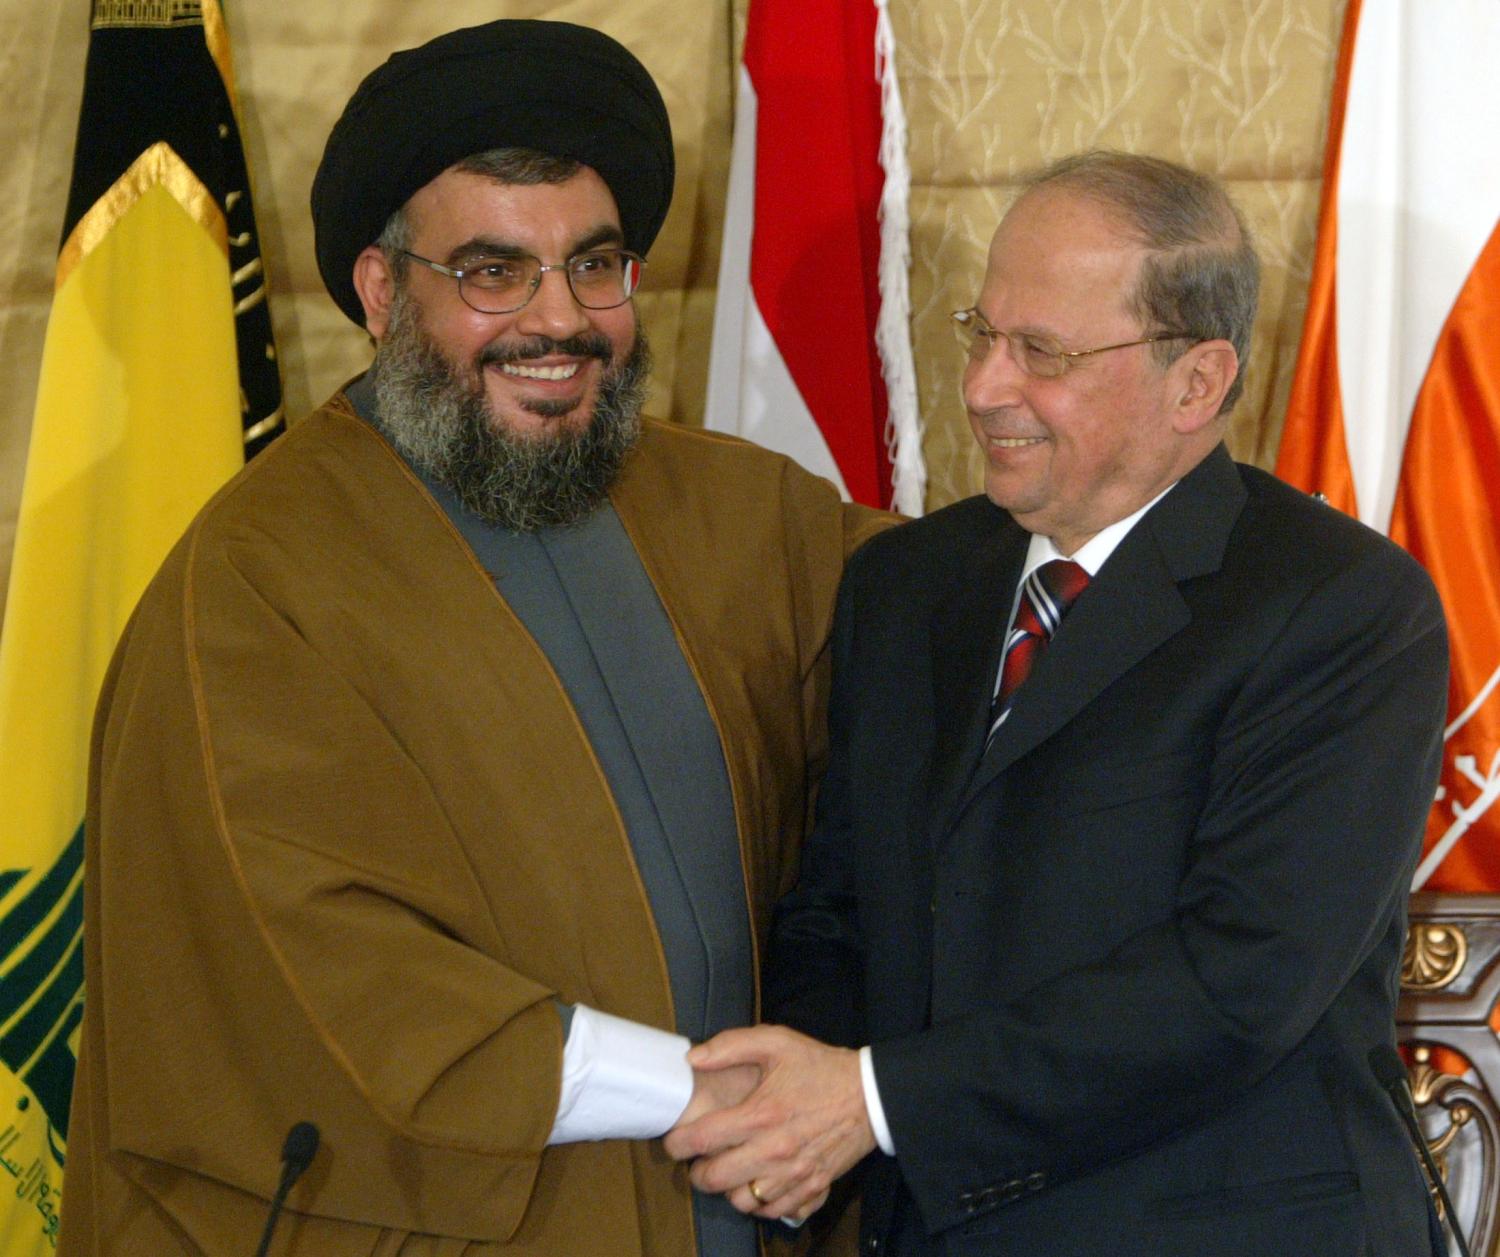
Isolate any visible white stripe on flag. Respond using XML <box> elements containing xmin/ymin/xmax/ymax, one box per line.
<box><xmin>704</xmin><ymin>63</ymin><xmax>850</xmax><ymax>499</ymax></box>
<box><xmin>1336</xmin><ymin>1</ymin><xmax>1500</xmax><ymax>530</ymax></box>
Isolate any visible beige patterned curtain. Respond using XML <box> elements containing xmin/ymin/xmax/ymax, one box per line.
<box><xmin>893</xmin><ymin>0</ymin><xmax>1347</xmax><ymax>507</ymax></box>
<box><xmin>0</xmin><ymin>0</ymin><xmax>1346</xmax><ymax>612</ymax></box>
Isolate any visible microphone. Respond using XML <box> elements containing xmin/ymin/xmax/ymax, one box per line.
<box><xmin>253</xmin><ymin>1121</ymin><xmax>320</xmax><ymax>1257</ymax></box>
<box><xmin>1369</xmin><ymin>1045</ymin><xmax>1471</xmax><ymax>1257</ymax></box>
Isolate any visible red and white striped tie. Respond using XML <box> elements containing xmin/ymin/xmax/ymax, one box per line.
<box><xmin>986</xmin><ymin>559</ymin><xmax>1091</xmax><ymax>744</ymax></box>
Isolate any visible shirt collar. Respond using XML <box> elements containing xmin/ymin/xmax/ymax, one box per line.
<box><xmin>1019</xmin><ymin>481</ymin><xmax>1178</xmax><ymax>582</ymax></box>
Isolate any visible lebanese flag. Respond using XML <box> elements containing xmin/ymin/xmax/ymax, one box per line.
<box><xmin>705</xmin><ymin>0</ymin><xmax>924</xmax><ymax>514</ymax></box>
<box><xmin>1276</xmin><ymin>0</ymin><xmax>1500</xmax><ymax>891</ymax></box>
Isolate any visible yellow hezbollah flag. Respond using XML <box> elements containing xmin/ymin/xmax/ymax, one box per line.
<box><xmin>0</xmin><ymin>2</ymin><xmax>281</xmax><ymax>1249</ymax></box>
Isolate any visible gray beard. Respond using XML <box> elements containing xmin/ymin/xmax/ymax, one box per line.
<box><xmin>370</xmin><ymin>290</ymin><xmax>649</xmax><ymax>532</ymax></box>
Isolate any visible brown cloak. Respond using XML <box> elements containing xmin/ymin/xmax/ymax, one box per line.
<box><xmin>60</xmin><ymin>394</ymin><xmax>890</xmax><ymax>1255</ymax></box>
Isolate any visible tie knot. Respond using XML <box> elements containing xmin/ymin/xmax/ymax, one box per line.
<box><xmin>1025</xmin><ymin>559</ymin><xmax>1090</xmax><ymax>636</ymax></box>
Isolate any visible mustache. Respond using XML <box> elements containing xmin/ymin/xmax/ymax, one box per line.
<box><xmin>478</xmin><ymin>333</ymin><xmax>614</xmax><ymax>367</ymax></box>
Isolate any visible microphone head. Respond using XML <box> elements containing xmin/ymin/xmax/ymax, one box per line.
<box><xmin>280</xmin><ymin>1121</ymin><xmax>320</xmax><ymax>1175</ymax></box>
<box><xmin>1368</xmin><ymin>1044</ymin><xmax>1409</xmax><ymax>1091</ymax></box>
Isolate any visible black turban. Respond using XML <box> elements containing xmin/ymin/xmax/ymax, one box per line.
<box><xmin>311</xmin><ymin>19</ymin><xmax>675</xmax><ymax>326</ymax></box>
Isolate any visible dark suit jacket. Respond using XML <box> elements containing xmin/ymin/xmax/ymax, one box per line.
<box><xmin>767</xmin><ymin>446</ymin><xmax>1449</xmax><ymax>1257</ymax></box>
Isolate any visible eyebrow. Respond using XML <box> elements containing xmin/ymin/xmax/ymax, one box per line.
<box><xmin>445</xmin><ymin>224</ymin><xmax>627</xmax><ymax>268</ymax></box>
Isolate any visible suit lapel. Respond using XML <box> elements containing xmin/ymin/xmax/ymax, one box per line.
<box><xmin>952</xmin><ymin>445</ymin><xmax>1249</xmax><ymax>815</ymax></box>
<box><xmin>922</xmin><ymin>514</ymin><xmax>1029</xmax><ymax>848</ymax></box>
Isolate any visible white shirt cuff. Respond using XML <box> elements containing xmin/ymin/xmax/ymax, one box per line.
<box><xmin>548</xmin><ymin>1004</ymin><xmax>693</xmax><ymax>1143</ymax></box>
<box><xmin>860</xmin><ymin>1045</ymin><xmax>896</xmax><ymax>1156</ymax></box>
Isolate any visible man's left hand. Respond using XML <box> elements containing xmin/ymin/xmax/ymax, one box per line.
<box><xmin>663</xmin><ymin>1025</ymin><xmax>875</xmax><ymax>1220</ymax></box>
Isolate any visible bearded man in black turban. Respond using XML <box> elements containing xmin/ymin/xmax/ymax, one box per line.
<box><xmin>61</xmin><ymin>20</ymin><xmax>889</xmax><ymax>1257</ymax></box>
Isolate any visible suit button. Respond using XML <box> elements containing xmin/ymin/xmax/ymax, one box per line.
<box><xmin>1026</xmin><ymin>1171</ymin><xmax>1046</xmax><ymax>1193</ymax></box>
<box><xmin>863</xmin><ymin>1236</ymin><xmax>882</xmax><ymax>1254</ymax></box>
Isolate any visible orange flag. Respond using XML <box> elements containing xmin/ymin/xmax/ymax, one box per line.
<box><xmin>1277</xmin><ymin>0</ymin><xmax>1500</xmax><ymax>890</ymax></box>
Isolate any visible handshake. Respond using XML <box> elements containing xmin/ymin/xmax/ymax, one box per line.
<box><xmin>663</xmin><ymin>1025</ymin><xmax>878</xmax><ymax>1223</ymax></box>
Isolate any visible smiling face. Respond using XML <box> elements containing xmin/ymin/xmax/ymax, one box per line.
<box><xmin>358</xmin><ymin>165</ymin><xmax>639</xmax><ymax>442</ymax></box>
<box><xmin>964</xmin><ymin>185</ymin><xmax>1228</xmax><ymax>554</ymax></box>
<box><xmin>351</xmin><ymin>161</ymin><xmax>651</xmax><ymax>531</ymax></box>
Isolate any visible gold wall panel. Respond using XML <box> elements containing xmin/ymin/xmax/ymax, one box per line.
<box><xmin>892</xmin><ymin>0</ymin><xmax>1347</xmax><ymax>507</ymax></box>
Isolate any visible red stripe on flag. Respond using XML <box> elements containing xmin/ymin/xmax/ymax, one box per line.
<box><xmin>744</xmin><ymin>0</ymin><xmax>892</xmax><ymax>508</ymax></box>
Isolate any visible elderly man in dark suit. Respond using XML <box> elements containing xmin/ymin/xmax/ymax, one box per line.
<box><xmin>665</xmin><ymin>151</ymin><xmax>1450</xmax><ymax>1256</ymax></box>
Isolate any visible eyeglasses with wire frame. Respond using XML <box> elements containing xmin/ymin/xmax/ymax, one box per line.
<box><xmin>951</xmin><ymin>307</ymin><xmax>1196</xmax><ymax>379</ymax></box>
<box><xmin>401</xmin><ymin>247</ymin><xmax>647</xmax><ymax>314</ymax></box>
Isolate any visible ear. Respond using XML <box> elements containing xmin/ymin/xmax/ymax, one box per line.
<box><xmin>1169</xmin><ymin>339</ymin><xmax>1238</xmax><ymax>434</ymax></box>
<box><xmin>353</xmin><ymin>245</ymin><xmax>397</xmax><ymax>341</ymax></box>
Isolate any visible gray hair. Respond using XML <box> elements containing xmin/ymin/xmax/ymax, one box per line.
<box><xmin>375</xmin><ymin>147</ymin><xmax>584</xmax><ymax>282</ymax></box>
<box><xmin>1019</xmin><ymin>151</ymin><xmax>1260</xmax><ymax>414</ymax></box>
